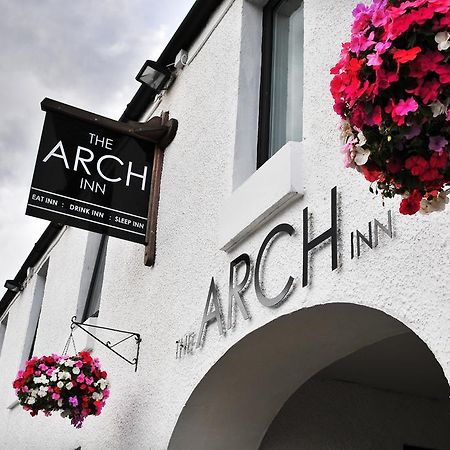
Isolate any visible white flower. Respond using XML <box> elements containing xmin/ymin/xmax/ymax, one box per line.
<box><xmin>356</xmin><ymin>129</ymin><xmax>367</xmax><ymax>147</ymax></box>
<box><xmin>353</xmin><ymin>146</ymin><xmax>371</xmax><ymax>166</ymax></box>
<box><xmin>92</xmin><ymin>392</ymin><xmax>103</xmax><ymax>401</ymax></box>
<box><xmin>95</xmin><ymin>378</ymin><xmax>109</xmax><ymax>390</ymax></box>
<box><xmin>57</xmin><ymin>381</ymin><xmax>64</xmax><ymax>389</ymax></box>
<box><xmin>50</xmin><ymin>374</ymin><xmax>57</xmax><ymax>382</ymax></box>
<box><xmin>66</xmin><ymin>382</ymin><xmax>74</xmax><ymax>390</ymax></box>
<box><xmin>57</xmin><ymin>399</ymin><xmax>63</xmax><ymax>407</ymax></box>
<box><xmin>30</xmin><ymin>389</ymin><xmax>38</xmax><ymax>398</ymax></box>
<box><xmin>27</xmin><ymin>397</ymin><xmax>36</xmax><ymax>405</ymax></box>
<box><xmin>64</xmin><ymin>359</ymin><xmax>75</xmax><ymax>368</ymax></box>
<box><xmin>33</xmin><ymin>375</ymin><xmax>49</xmax><ymax>385</ymax></box>
<box><xmin>420</xmin><ymin>191</ymin><xmax>449</xmax><ymax>214</ymax></box>
<box><xmin>37</xmin><ymin>386</ymin><xmax>48</xmax><ymax>397</ymax></box>
<box><xmin>58</xmin><ymin>371</ymin><xmax>71</xmax><ymax>380</ymax></box>
<box><xmin>430</xmin><ymin>100</ymin><xmax>447</xmax><ymax>117</ymax></box>
<box><xmin>72</xmin><ymin>367</ymin><xmax>80</xmax><ymax>375</ymax></box>
<box><xmin>435</xmin><ymin>31</ymin><xmax>450</xmax><ymax>51</ymax></box>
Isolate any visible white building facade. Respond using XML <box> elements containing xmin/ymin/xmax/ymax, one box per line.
<box><xmin>1</xmin><ymin>0</ymin><xmax>450</xmax><ymax>449</ymax></box>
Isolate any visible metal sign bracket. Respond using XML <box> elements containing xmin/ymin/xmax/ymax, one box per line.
<box><xmin>70</xmin><ymin>316</ymin><xmax>142</xmax><ymax>372</ymax></box>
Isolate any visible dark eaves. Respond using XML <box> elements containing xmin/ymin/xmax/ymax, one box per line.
<box><xmin>0</xmin><ymin>0</ymin><xmax>223</xmax><ymax>316</ymax></box>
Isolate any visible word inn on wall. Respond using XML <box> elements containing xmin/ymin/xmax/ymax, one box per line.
<box><xmin>176</xmin><ymin>187</ymin><xmax>395</xmax><ymax>359</ymax></box>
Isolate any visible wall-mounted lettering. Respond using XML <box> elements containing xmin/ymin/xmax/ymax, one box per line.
<box><xmin>177</xmin><ymin>187</ymin><xmax>396</xmax><ymax>357</ymax></box>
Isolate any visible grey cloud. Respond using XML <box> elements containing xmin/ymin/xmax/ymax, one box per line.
<box><xmin>0</xmin><ymin>0</ymin><xmax>195</xmax><ymax>287</ymax></box>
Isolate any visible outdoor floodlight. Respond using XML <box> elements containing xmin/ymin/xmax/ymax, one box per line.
<box><xmin>136</xmin><ymin>60</ymin><xmax>171</xmax><ymax>92</ymax></box>
<box><xmin>4</xmin><ymin>279</ymin><xmax>23</xmax><ymax>293</ymax></box>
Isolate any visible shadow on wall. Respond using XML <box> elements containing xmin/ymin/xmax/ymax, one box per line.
<box><xmin>168</xmin><ymin>303</ymin><xmax>450</xmax><ymax>450</ymax></box>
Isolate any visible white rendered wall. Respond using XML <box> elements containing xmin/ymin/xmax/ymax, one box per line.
<box><xmin>0</xmin><ymin>0</ymin><xmax>449</xmax><ymax>448</ymax></box>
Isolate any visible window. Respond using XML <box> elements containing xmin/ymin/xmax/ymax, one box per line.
<box><xmin>24</xmin><ymin>260</ymin><xmax>48</xmax><ymax>360</ymax></box>
<box><xmin>0</xmin><ymin>314</ymin><xmax>8</xmax><ymax>359</ymax></box>
<box><xmin>81</xmin><ymin>235</ymin><xmax>107</xmax><ymax>322</ymax></box>
<box><xmin>257</xmin><ymin>0</ymin><xmax>304</xmax><ymax>167</ymax></box>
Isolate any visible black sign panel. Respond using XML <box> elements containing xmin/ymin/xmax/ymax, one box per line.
<box><xmin>26</xmin><ymin>111</ymin><xmax>154</xmax><ymax>244</ymax></box>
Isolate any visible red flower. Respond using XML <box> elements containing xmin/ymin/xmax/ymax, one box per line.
<box><xmin>372</xmin><ymin>105</ymin><xmax>383</xmax><ymax>125</ymax></box>
<box><xmin>362</xmin><ymin>164</ymin><xmax>382</xmax><ymax>182</ymax></box>
<box><xmin>405</xmin><ymin>155</ymin><xmax>428</xmax><ymax>177</ymax></box>
<box><xmin>419</xmin><ymin>168</ymin><xmax>443</xmax><ymax>182</ymax></box>
<box><xmin>79</xmin><ymin>351</ymin><xmax>93</xmax><ymax>364</ymax></box>
<box><xmin>331</xmin><ymin>0</ymin><xmax>450</xmax><ymax>216</ymax></box>
<box><xmin>418</xmin><ymin>79</ymin><xmax>440</xmax><ymax>104</ymax></box>
<box><xmin>393</xmin><ymin>47</ymin><xmax>422</xmax><ymax>64</ymax></box>
<box><xmin>430</xmin><ymin>152</ymin><xmax>448</xmax><ymax>169</ymax></box>
<box><xmin>400</xmin><ymin>190</ymin><xmax>423</xmax><ymax>215</ymax></box>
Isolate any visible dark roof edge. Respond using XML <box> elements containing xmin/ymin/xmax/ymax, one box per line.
<box><xmin>0</xmin><ymin>0</ymin><xmax>224</xmax><ymax>315</ymax></box>
<box><xmin>121</xmin><ymin>0</ymin><xmax>223</xmax><ymax>122</ymax></box>
<box><xmin>0</xmin><ymin>223</ymin><xmax>64</xmax><ymax>317</ymax></box>
<box><xmin>157</xmin><ymin>0</ymin><xmax>223</xmax><ymax>66</ymax></box>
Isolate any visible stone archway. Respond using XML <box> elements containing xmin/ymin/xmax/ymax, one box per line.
<box><xmin>168</xmin><ymin>303</ymin><xmax>450</xmax><ymax>450</ymax></box>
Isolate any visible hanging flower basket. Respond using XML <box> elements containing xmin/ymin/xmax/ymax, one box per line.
<box><xmin>330</xmin><ymin>0</ymin><xmax>450</xmax><ymax>215</ymax></box>
<box><xmin>13</xmin><ymin>352</ymin><xmax>110</xmax><ymax>428</ymax></box>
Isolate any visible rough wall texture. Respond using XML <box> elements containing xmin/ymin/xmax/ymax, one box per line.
<box><xmin>261</xmin><ymin>379</ymin><xmax>450</xmax><ymax>450</ymax></box>
<box><xmin>0</xmin><ymin>0</ymin><xmax>449</xmax><ymax>448</ymax></box>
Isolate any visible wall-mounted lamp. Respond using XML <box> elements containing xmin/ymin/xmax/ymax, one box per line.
<box><xmin>4</xmin><ymin>279</ymin><xmax>23</xmax><ymax>293</ymax></box>
<box><xmin>135</xmin><ymin>60</ymin><xmax>171</xmax><ymax>92</ymax></box>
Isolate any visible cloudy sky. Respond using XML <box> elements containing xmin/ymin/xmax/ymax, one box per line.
<box><xmin>0</xmin><ymin>0</ymin><xmax>195</xmax><ymax>289</ymax></box>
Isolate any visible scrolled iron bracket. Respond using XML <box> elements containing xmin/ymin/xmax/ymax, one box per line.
<box><xmin>70</xmin><ymin>316</ymin><xmax>141</xmax><ymax>372</ymax></box>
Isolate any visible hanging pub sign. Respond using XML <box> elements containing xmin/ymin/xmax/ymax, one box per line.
<box><xmin>26</xmin><ymin>99</ymin><xmax>177</xmax><ymax>245</ymax></box>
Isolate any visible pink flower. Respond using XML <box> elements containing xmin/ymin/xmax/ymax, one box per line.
<box><xmin>375</xmin><ymin>41</ymin><xmax>391</xmax><ymax>54</ymax></box>
<box><xmin>76</xmin><ymin>373</ymin><xmax>85</xmax><ymax>383</ymax></box>
<box><xmin>353</xmin><ymin>3</ymin><xmax>368</xmax><ymax>17</ymax></box>
<box><xmin>394</xmin><ymin>98</ymin><xmax>419</xmax><ymax>116</ymax></box>
<box><xmin>367</xmin><ymin>52</ymin><xmax>383</xmax><ymax>67</ymax></box>
<box><xmin>52</xmin><ymin>393</ymin><xmax>60</xmax><ymax>401</ymax></box>
<box><xmin>69</xmin><ymin>396</ymin><xmax>79</xmax><ymax>407</ymax></box>
<box><xmin>350</xmin><ymin>31</ymin><xmax>376</xmax><ymax>53</ymax></box>
<box><xmin>372</xmin><ymin>4</ymin><xmax>389</xmax><ymax>28</ymax></box>
<box><xmin>85</xmin><ymin>377</ymin><xmax>94</xmax><ymax>385</ymax></box>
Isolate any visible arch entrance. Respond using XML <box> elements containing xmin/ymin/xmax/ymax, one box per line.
<box><xmin>169</xmin><ymin>304</ymin><xmax>450</xmax><ymax>449</ymax></box>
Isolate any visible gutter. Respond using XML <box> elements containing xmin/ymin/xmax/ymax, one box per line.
<box><xmin>0</xmin><ymin>0</ymin><xmax>224</xmax><ymax>316</ymax></box>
